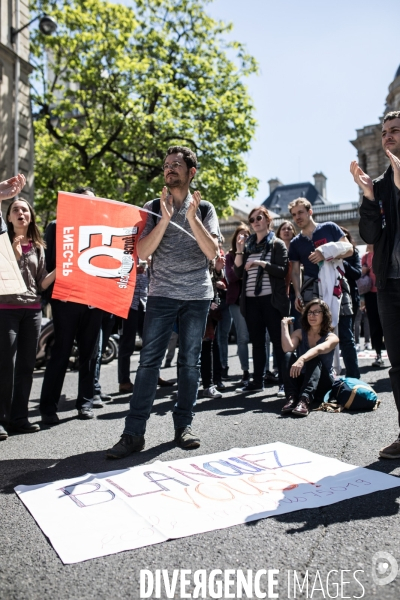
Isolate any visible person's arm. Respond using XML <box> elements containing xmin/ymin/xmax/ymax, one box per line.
<box><xmin>137</xmin><ymin>188</ymin><xmax>173</xmax><ymax>260</ymax></box>
<box><xmin>186</xmin><ymin>191</ymin><xmax>218</xmax><ymax>260</ymax></box>
<box><xmin>343</xmin><ymin>251</ymin><xmax>362</xmax><ymax>281</ymax></box>
<box><xmin>233</xmin><ymin>233</ymin><xmax>246</xmax><ymax>279</ymax></box>
<box><xmin>289</xmin><ymin>332</ymin><xmax>339</xmax><ymax>378</ymax></box>
<box><xmin>41</xmin><ymin>269</ymin><xmax>56</xmax><ymax>290</ymax></box>
<box><xmin>225</xmin><ymin>252</ymin><xmax>240</xmax><ymax>283</ymax></box>
<box><xmin>247</xmin><ymin>239</ymin><xmax>288</xmax><ymax>278</ymax></box>
<box><xmin>291</xmin><ymin>260</ymin><xmax>303</xmax><ymax>311</ymax></box>
<box><xmin>350</xmin><ymin>160</ymin><xmax>384</xmax><ymax>245</ymax></box>
<box><xmin>281</xmin><ymin>317</ymin><xmax>301</xmax><ymax>353</ymax></box>
<box><xmin>0</xmin><ymin>174</ymin><xmax>26</xmax><ymax>206</ymax></box>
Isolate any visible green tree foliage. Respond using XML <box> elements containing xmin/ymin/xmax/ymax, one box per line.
<box><xmin>30</xmin><ymin>0</ymin><xmax>258</xmax><ymax>223</ymax></box>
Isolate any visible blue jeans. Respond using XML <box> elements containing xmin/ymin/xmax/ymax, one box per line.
<box><xmin>229</xmin><ymin>304</ymin><xmax>249</xmax><ymax>371</ymax></box>
<box><xmin>216</xmin><ymin>298</ymin><xmax>232</xmax><ymax>369</ymax></box>
<box><xmin>124</xmin><ymin>296</ymin><xmax>210</xmax><ymax>436</ymax></box>
<box><xmin>338</xmin><ymin>314</ymin><xmax>360</xmax><ymax>379</ymax></box>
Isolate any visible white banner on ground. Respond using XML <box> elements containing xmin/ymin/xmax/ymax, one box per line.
<box><xmin>0</xmin><ymin>233</ymin><xmax>27</xmax><ymax>295</ymax></box>
<box><xmin>15</xmin><ymin>442</ymin><xmax>400</xmax><ymax>564</ymax></box>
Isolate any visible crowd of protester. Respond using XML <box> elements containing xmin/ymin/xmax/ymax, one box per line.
<box><xmin>0</xmin><ymin>133</ymin><xmax>396</xmax><ymax>459</ymax></box>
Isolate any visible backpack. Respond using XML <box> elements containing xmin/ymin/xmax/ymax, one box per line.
<box><xmin>320</xmin><ymin>377</ymin><xmax>380</xmax><ymax>412</ymax></box>
<box><xmin>151</xmin><ymin>198</ymin><xmax>209</xmax><ymax>225</ymax></box>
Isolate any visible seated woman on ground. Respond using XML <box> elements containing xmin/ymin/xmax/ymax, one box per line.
<box><xmin>280</xmin><ymin>299</ymin><xmax>339</xmax><ymax>417</ymax></box>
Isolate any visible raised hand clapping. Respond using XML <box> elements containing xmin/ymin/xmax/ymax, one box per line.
<box><xmin>0</xmin><ymin>174</ymin><xmax>26</xmax><ymax>202</ymax></box>
<box><xmin>350</xmin><ymin>161</ymin><xmax>374</xmax><ymax>200</ymax></box>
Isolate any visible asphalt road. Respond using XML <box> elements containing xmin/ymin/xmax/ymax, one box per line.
<box><xmin>1</xmin><ymin>345</ymin><xmax>400</xmax><ymax>600</ymax></box>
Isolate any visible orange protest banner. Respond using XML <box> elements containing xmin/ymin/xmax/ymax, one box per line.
<box><xmin>52</xmin><ymin>192</ymin><xmax>147</xmax><ymax>318</ymax></box>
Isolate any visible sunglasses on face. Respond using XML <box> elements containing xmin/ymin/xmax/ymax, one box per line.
<box><xmin>249</xmin><ymin>215</ymin><xmax>264</xmax><ymax>224</ymax></box>
<box><xmin>308</xmin><ymin>310</ymin><xmax>323</xmax><ymax>317</ymax></box>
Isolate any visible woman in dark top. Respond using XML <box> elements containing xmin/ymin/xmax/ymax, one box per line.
<box><xmin>281</xmin><ymin>299</ymin><xmax>339</xmax><ymax>417</ymax></box>
<box><xmin>234</xmin><ymin>206</ymin><xmax>289</xmax><ymax>395</ymax></box>
<box><xmin>225</xmin><ymin>223</ymin><xmax>251</xmax><ymax>386</ymax></box>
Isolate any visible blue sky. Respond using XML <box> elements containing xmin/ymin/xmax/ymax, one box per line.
<box><xmin>118</xmin><ymin>0</ymin><xmax>400</xmax><ymax>205</ymax></box>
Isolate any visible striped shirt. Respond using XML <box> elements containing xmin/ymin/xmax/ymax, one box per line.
<box><xmin>245</xmin><ymin>251</ymin><xmax>272</xmax><ymax>297</ymax></box>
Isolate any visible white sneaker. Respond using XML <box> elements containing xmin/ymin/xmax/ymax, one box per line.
<box><xmin>355</xmin><ymin>344</ymin><xmax>360</xmax><ymax>352</ymax></box>
<box><xmin>203</xmin><ymin>386</ymin><xmax>222</xmax><ymax>399</ymax></box>
<box><xmin>277</xmin><ymin>385</ymin><xmax>285</xmax><ymax>398</ymax></box>
<box><xmin>365</xmin><ymin>343</ymin><xmax>372</xmax><ymax>351</ymax></box>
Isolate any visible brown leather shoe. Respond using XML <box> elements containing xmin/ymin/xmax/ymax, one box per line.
<box><xmin>379</xmin><ymin>438</ymin><xmax>400</xmax><ymax>459</ymax></box>
<box><xmin>158</xmin><ymin>377</ymin><xmax>174</xmax><ymax>387</ymax></box>
<box><xmin>119</xmin><ymin>382</ymin><xmax>134</xmax><ymax>393</ymax></box>
<box><xmin>292</xmin><ymin>396</ymin><xmax>310</xmax><ymax>417</ymax></box>
<box><xmin>281</xmin><ymin>396</ymin><xmax>298</xmax><ymax>414</ymax></box>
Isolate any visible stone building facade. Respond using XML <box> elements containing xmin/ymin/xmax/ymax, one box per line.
<box><xmin>351</xmin><ymin>64</ymin><xmax>400</xmax><ymax>189</ymax></box>
<box><xmin>0</xmin><ymin>0</ymin><xmax>34</xmax><ymax>205</ymax></box>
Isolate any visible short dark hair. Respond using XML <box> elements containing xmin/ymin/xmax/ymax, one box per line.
<box><xmin>165</xmin><ymin>146</ymin><xmax>198</xmax><ymax>170</ymax></box>
<box><xmin>301</xmin><ymin>299</ymin><xmax>334</xmax><ymax>337</ymax></box>
<box><xmin>383</xmin><ymin>111</ymin><xmax>400</xmax><ymax>123</ymax></box>
<box><xmin>72</xmin><ymin>186</ymin><xmax>95</xmax><ymax>195</ymax></box>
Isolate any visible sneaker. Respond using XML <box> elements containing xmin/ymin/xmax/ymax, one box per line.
<box><xmin>106</xmin><ymin>433</ymin><xmax>145</xmax><ymax>459</ymax></box>
<box><xmin>355</xmin><ymin>344</ymin><xmax>360</xmax><ymax>352</ymax></box>
<box><xmin>292</xmin><ymin>396</ymin><xmax>311</xmax><ymax>417</ymax></box>
<box><xmin>92</xmin><ymin>395</ymin><xmax>104</xmax><ymax>408</ymax></box>
<box><xmin>164</xmin><ymin>360</ymin><xmax>172</xmax><ymax>368</ymax></box>
<box><xmin>277</xmin><ymin>385</ymin><xmax>285</xmax><ymax>398</ymax></box>
<box><xmin>158</xmin><ymin>376</ymin><xmax>174</xmax><ymax>387</ymax></box>
<box><xmin>77</xmin><ymin>407</ymin><xmax>94</xmax><ymax>420</ymax></box>
<box><xmin>41</xmin><ymin>413</ymin><xmax>60</xmax><ymax>426</ymax></box>
<box><xmin>175</xmin><ymin>426</ymin><xmax>200</xmax><ymax>449</ymax></box>
<box><xmin>8</xmin><ymin>419</ymin><xmax>40</xmax><ymax>433</ymax></box>
<box><xmin>264</xmin><ymin>370</ymin><xmax>279</xmax><ymax>384</ymax></box>
<box><xmin>220</xmin><ymin>367</ymin><xmax>231</xmax><ymax>380</ymax></box>
<box><xmin>372</xmin><ymin>355</ymin><xmax>384</xmax><ymax>368</ymax></box>
<box><xmin>240</xmin><ymin>370</ymin><xmax>250</xmax><ymax>386</ymax></box>
<box><xmin>379</xmin><ymin>437</ymin><xmax>400</xmax><ymax>459</ymax></box>
<box><xmin>215</xmin><ymin>381</ymin><xmax>226</xmax><ymax>391</ymax></box>
<box><xmin>119</xmin><ymin>382</ymin><xmax>134</xmax><ymax>393</ymax></box>
<box><xmin>364</xmin><ymin>343</ymin><xmax>372</xmax><ymax>351</ymax></box>
<box><xmin>281</xmin><ymin>396</ymin><xmax>298</xmax><ymax>414</ymax></box>
<box><xmin>0</xmin><ymin>425</ymin><xmax>8</xmax><ymax>440</ymax></box>
<box><xmin>203</xmin><ymin>386</ymin><xmax>222</xmax><ymax>399</ymax></box>
<box><xmin>100</xmin><ymin>393</ymin><xmax>112</xmax><ymax>402</ymax></box>
<box><xmin>235</xmin><ymin>381</ymin><xmax>264</xmax><ymax>394</ymax></box>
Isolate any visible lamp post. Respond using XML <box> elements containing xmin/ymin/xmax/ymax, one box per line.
<box><xmin>11</xmin><ymin>4</ymin><xmax>57</xmax><ymax>176</ymax></box>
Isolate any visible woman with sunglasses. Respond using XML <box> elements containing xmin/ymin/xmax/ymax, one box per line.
<box><xmin>281</xmin><ymin>299</ymin><xmax>338</xmax><ymax>417</ymax></box>
<box><xmin>0</xmin><ymin>176</ymin><xmax>55</xmax><ymax>440</ymax></box>
<box><xmin>234</xmin><ymin>206</ymin><xmax>289</xmax><ymax>394</ymax></box>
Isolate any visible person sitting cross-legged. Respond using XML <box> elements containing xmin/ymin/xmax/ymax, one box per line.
<box><xmin>280</xmin><ymin>299</ymin><xmax>339</xmax><ymax>417</ymax></box>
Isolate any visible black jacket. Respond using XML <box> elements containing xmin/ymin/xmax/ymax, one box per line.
<box><xmin>233</xmin><ymin>236</ymin><xmax>290</xmax><ymax>318</ymax></box>
<box><xmin>342</xmin><ymin>248</ymin><xmax>361</xmax><ymax>310</ymax></box>
<box><xmin>359</xmin><ymin>166</ymin><xmax>397</xmax><ymax>289</ymax></box>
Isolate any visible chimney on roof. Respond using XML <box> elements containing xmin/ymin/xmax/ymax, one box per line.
<box><xmin>313</xmin><ymin>172</ymin><xmax>327</xmax><ymax>199</ymax></box>
<box><xmin>268</xmin><ymin>178</ymin><xmax>283</xmax><ymax>195</ymax></box>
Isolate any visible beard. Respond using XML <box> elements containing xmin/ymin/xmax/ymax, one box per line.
<box><xmin>164</xmin><ymin>172</ymin><xmax>190</xmax><ymax>189</ymax></box>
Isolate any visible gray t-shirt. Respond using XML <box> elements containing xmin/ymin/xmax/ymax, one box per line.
<box><xmin>140</xmin><ymin>194</ymin><xmax>219</xmax><ymax>300</ymax></box>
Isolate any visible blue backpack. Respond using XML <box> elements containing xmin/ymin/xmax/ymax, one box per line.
<box><xmin>322</xmin><ymin>377</ymin><xmax>380</xmax><ymax>412</ymax></box>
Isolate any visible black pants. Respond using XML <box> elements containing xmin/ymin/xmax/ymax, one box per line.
<box><xmin>200</xmin><ymin>336</ymin><xmax>222</xmax><ymax>388</ymax></box>
<box><xmin>245</xmin><ymin>295</ymin><xmax>285</xmax><ymax>386</ymax></box>
<box><xmin>39</xmin><ymin>300</ymin><xmax>103</xmax><ymax>414</ymax></box>
<box><xmin>0</xmin><ymin>308</ymin><xmax>42</xmax><ymax>426</ymax></box>
<box><xmin>377</xmin><ymin>279</ymin><xmax>400</xmax><ymax>427</ymax></box>
<box><xmin>117</xmin><ymin>304</ymin><xmax>145</xmax><ymax>384</ymax></box>
<box><xmin>364</xmin><ymin>291</ymin><xmax>384</xmax><ymax>355</ymax></box>
<box><xmin>283</xmin><ymin>352</ymin><xmax>334</xmax><ymax>402</ymax></box>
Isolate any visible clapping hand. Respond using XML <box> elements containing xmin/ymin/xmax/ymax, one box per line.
<box><xmin>215</xmin><ymin>255</ymin><xmax>225</xmax><ymax>272</ymax></box>
<box><xmin>0</xmin><ymin>174</ymin><xmax>26</xmax><ymax>201</ymax></box>
<box><xmin>244</xmin><ymin>259</ymin><xmax>264</xmax><ymax>271</ymax></box>
<box><xmin>160</xmin><ymin>186</ymin><xmax>173</xmax><ymax>221</ymax></box>
<box><xmin>350</xmin><ymin>161</ymin><xmax>374</xmax><ymax>200</ymax></box>
<box><xmin>187</xmin><ymin>190</ymin><xmax>202</xmax><ymax>222</ymax></box>
<box><xmin>236</xmin><ymin>233</ymin><xmax>247</xmax><ymax>253</ymax></box>
<box><xmin>386</xmin><ymin>149</ymin><xmax>400</xmax><ymax>191</ymax></box>
<box><xmin>12</xmin><ymin>235</ymin><xmax>24</xmax><ymax>260</ymax></box>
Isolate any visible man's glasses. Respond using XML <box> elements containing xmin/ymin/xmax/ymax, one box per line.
<box><xmin>163</xmin><ymin>161</ymin><xmax>183</xmax><ymax>171</ymax></box>
<box><xmin>308</xmin><ymin>310</ymin><xmax>323</xmax><ymax>316</ymax></box>
<box><xmin>249</xmin><ymin>215</ymin><xmax>264</xmax><ymax>224</ymax></box>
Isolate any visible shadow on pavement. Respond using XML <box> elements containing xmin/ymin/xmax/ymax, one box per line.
<box><xmin>0</xmin><ymin>441</ymin><xmax>176</xmax><ymax>495</ymax></box>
